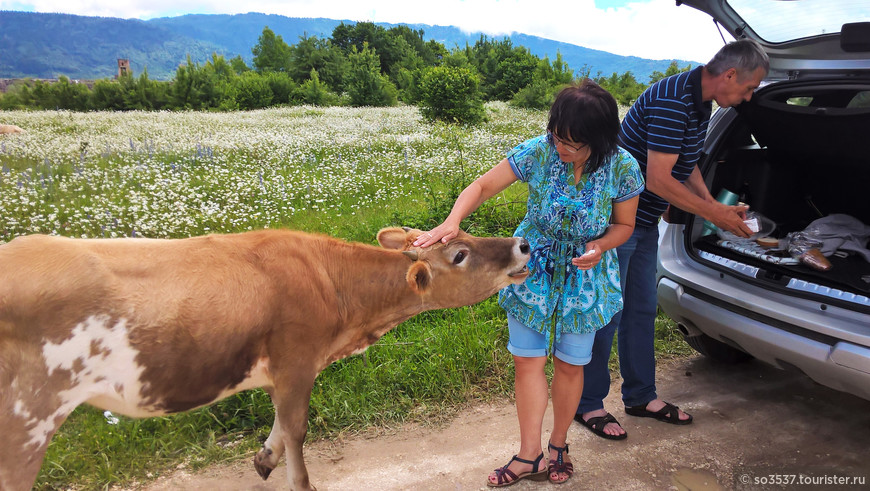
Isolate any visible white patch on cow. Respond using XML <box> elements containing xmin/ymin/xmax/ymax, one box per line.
<box><xmin>24</xmin><ymin>315</ymin><xmax>153</xmax><ymax>449</ymax></box>
<box><xmin>349</xmin><ymin>346</ymin><xmax>369</xmax><ymax>357</ymax></box>
<box><xmin>212</xmin><ymin>357</ymin><xmax>272</xmax><ymax>402</ymax></box>
<box><xmin>13</xmin><ymin>399</ymin><xmax>29</xmax><ymax>418</ymax></box>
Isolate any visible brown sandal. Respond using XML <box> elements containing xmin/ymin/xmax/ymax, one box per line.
<box><xmin>547</xmin><ymin>442</ymin><xmax>574</xmax><ymax>484</ymax></box>
<box><xmin>487</xmin><ymin>452</ymin><xmax>547</xmax><ymax>487</ymax></box>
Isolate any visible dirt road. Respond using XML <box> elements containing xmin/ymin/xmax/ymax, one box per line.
<box><xmin>134</xmin><ymin>355</ymin><xmax>870</xmax><ymax>490</ymax></box>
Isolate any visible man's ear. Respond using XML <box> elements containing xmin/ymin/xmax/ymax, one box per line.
<box><xmin>405</xmin><ymin>261</ymin><xmax>432</xmax><ymax>294</ymax></box>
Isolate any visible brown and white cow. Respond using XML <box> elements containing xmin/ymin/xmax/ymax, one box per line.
<box><xmin>0</xmin><ymin>227</ymin><xmax>530</xmax><ymax>490</ymax></box>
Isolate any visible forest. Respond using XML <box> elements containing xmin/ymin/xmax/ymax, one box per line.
<box><xmin>0</xmin><ymin>21</ymin><xmax>689</xmax><ymax>123</ymax></box>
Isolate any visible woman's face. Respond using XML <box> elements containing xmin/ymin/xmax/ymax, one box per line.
<box><xmin>551</xmin><ymin>132</ymin><xmax>591</xmax><ymax>165</ymax></box>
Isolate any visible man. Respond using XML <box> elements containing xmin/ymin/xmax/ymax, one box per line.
<box><xmin>575</xmin><ymin>39</ymin><xmax>770</xmax><ymax>440</ymax></box>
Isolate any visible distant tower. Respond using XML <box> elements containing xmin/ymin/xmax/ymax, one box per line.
<box><xmin>117</xmin><ymin>59</ymin><xmax>131</xmax><ymax>78</ymax></box>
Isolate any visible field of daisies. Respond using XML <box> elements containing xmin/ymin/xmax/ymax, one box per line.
<box><xmin>1</xmin><ymin>103</ymin><xmax>548</xmax><ymax>244</ymax></box>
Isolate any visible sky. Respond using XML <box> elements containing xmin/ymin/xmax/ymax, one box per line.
<box><xmin>0</xmin><ymin>0</ymin><xmax>735</xmax><ymax>63</ymax></box>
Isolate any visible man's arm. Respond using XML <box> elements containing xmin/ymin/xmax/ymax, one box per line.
<box><xmin>646</xmin><ymin>150</ymin><xmax>751</xmax><ymax>237</ymax></box>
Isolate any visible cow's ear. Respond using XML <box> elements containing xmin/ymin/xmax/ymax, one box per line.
<box><xmin>377</xmin><ymin>227</ymin><xmax>421</xmax><ymax>250</ymax></box>
<box><xmin>378</xmin><ymin>227</ymin><xmax>410</xmax><ymax>250</ymax></box>
<box><xmin>405</xmin><ymin>261</ymin><xmax>432</xmax><ymax>294</ymax></box>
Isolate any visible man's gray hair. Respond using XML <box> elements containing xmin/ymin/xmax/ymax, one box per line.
<box><xmin>706</xmin><ymin>39</ymin><xmax>770</xmax><ymax>80</ymax></box>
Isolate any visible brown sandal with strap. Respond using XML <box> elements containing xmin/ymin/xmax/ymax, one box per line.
<box><xmin>487</xmin><ymin>452</ymin><xmax>547</xmax><ymax>487</ymax></box>
<box><xmin>547</xmin><ymin>441</ymin><xmax>574</xmax><ymax>484</ymax></box>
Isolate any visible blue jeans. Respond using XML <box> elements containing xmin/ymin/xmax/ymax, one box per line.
<box><xmin>577</xmin><ymin>224</ymin><xmax>660</xmax><ymax>413</ymax></box>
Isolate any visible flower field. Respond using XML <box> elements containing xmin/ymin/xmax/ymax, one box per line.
<box><xmin>1</xmin><ymin>103</ymin><xmax>546</xmax><ymax>244</ymax></box>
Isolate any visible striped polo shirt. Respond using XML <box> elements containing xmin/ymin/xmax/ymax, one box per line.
<box><xmin>618</xmin><ymin>66</ymin><xmax>712</xmax><ymax>227</ymax></box>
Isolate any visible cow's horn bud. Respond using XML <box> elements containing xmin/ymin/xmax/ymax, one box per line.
<box><xmin>402</xmin><ymin>250</ymin><xmax>419</xmax><ymax>261</ymax></box>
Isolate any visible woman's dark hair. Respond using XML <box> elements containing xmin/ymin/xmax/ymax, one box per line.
<box><xmin>546</xmin><ymin>80</ymin><xmax>620</xmax><ymax>174</ymax></box>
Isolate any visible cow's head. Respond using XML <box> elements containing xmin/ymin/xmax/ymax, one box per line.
<box><xmin>377</xmin><ymin>227</ymin><xmax>530</xmax><ymax>307</ymax></box>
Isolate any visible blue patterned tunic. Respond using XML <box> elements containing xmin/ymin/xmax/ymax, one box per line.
<box><xmin>498</xmin><ymin>134</ymin><xmax>644</xmax><ymax>342</ymax></box>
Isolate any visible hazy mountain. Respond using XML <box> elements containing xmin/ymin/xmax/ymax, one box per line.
<box><xmin>0</xmin><ymin>11</ymin><xmax>698</xmax><ymax>81</ymax></box>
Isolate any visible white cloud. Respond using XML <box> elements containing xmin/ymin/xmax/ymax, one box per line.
<box><xmin>3</xmin><ymin>0</ymin><xmax>732</xmax><ymax>62</ymax></box>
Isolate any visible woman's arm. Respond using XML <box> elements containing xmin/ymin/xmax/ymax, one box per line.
<box><xmin>571</xmin><ymin>195</ymin><xmax>639</xmax><ymax>270</ymax></box>
<box><xmin>414</xmin><ymin>158</ymin><xmax>519</xmax><ymax>247</ymax></box>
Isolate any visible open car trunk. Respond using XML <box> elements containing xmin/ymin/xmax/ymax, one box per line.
<box><xmin>686</xmin><ymin>78</ymin><xmax>870</xmax><ymax>311</ymax></box>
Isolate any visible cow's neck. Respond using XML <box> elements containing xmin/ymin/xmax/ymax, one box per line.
<box><xmin>340</xmin><ymin>245</ymin><xmax>435</xmax><ymax>325</ymax></box>
<box><xmin>319</xmin><ymin>244</ymin><xmax>438</xmax><ymax>352</ymax></box>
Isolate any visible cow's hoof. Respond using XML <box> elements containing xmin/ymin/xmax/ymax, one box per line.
<box><xmin>254</xmin><ymin>447</ymin><xmax>275</xmax><ymax>480</ymax></box>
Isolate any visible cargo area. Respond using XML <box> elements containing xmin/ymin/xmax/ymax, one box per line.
<box><xmin>688</xmin><ymin>81</ymin><xmax>870</xmax><ymax>306</ymax></box>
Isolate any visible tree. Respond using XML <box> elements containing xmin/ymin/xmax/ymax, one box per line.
<box><xmin>233</xmin><ymin>72</ymin><xmax>273</xmax><ymax>110</ymax></box>
<box><xmin>649</xmin><ymin>61</ymin><xmax>691</xmax><ymax>84</ymax></box>
<box><xmin>121</xmin><ymin>69</ymin><xmax>168</xmax><ymax>110</ymax></box>
<box><xmin>171</xmin><ymin>55</ymin><xmax>222</xmax><ymax>110</ymax></box>
<box><xmin>252</xmin><ymin>26</ymin><xmax>291</xmax><ymax>73</ymax></box>
<box><xmin>297</xmin><ymin>68</ymin><xmax>341</xmax><ymax>106</ymax></box>
<box><xmin>467</xmin><ymin>36</ymin><xmax>538</xmax><ymax>101</ymax></box>
<box><xmin>288</xmin><ymin>34</ymin><xmax>348</xmax><ymax>92</ymax></box>
<box><xmin>345</xmin><ymin>43</ymin><xmax>398</xmax><ymax>107</ymax></box>
<box><xmin>418</xmin><ymin>65</ymin><xmax>486</xmax><ymax>124</ymax></box>
<box><xmin>596</xmin><ymin>71</ymin><xmax>645</xmax><ymax>106</ymax></box>
<box><xmin>263</xmin><ymin>72</ymin><xmax>297</xmax><ymax>105</ymax></box>
<box><xmin>509</xmin><ymin>52</ymin><xmax>578</xmax><ymax>110</ymax></box>
<box><xmin>90</xmin><ymin>79</ymin><xmax>125</xmax><ymax>110</ymax></box>
<box><xmin>229</xmin><ymin>55</ymin><xmax>250</xmax><ymax>75</ymax></box>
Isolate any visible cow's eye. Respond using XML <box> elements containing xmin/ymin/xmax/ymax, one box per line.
<box><xmin>453</xmin><ymin>250</ymin><xmax>467</xmax><ymax>264</ymax></box>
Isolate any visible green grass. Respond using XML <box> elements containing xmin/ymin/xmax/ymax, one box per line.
<box><xmin>0</xmin><ymin>104</ymin><xmax>693</xmax><ymax>490</ymax></box>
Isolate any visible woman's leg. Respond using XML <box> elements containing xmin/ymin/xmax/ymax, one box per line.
<box><xmin>488</xmin><ymin>314</ymin><xmax>552</xmax><ymax>485</ymax></box>
<box><xmin>549</xmin><ymin>356</ymin><xmax>583</xmax><ymax>482</ymax></box>
<box><xmin>487</xmin><ymin>355</ymin><xmax>548</xmax><ymax>484</ymax></box>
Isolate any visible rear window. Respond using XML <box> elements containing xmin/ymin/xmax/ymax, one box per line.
<box><xmin>727</xmin><ymin>0</ymin><xmax>870</xmax><ymax>43</ymax></box>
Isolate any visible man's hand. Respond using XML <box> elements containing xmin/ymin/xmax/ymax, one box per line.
<box><xmin>710</xmin><ymin>203</ymin><xmax>751</xmax><ymax>237</ymax></box>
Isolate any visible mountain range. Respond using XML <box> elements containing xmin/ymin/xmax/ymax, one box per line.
<box><xmin>0</xmin><ymin>11</ymin><xmax>699</xmax><ymax>82</ymax></box>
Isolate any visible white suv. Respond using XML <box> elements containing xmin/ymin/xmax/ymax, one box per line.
<box><xmin>657</xmin><ymin>0</ymin><xmax>870</xmax><ymax>401</ymax></box>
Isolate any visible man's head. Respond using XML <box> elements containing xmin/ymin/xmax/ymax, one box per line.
<box><xmin>705</xmin><ymin>39</ymin><xmax>770</xmax><ymax>108</ymax></box>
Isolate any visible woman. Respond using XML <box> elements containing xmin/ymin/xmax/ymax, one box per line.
<box><xmin>413</xmin><ymin>80</ymin><xmax>643</xmax><ymax>486</ymax></box>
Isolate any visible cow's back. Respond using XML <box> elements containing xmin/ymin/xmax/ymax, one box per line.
<box><xmin>0</xmin><ymin>231</ymin><xmax>338</xmax><ymax>416</ymax></box>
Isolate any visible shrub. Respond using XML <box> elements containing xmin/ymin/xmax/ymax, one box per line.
<box><xmin>345</xmin><ymin>43</ymin><xmax>398</xmax><ymax>107</ymax></box>
<box><xmin>263</xmin><ymin>71</ymin><xmax>297</xmax><ymax>105</ymax></box>
<box><xmin>89</xmin><ymin>79</ymin><xmax>126</xmax><ymax>111</ymax></box>
<box><xmin>296</xmin><ymin>69</ymin><xmax>342</xmax><ymax>106</ymax></box>
<box><xmin>233</xmin><ymin>72</ymin><xmax>273</xmax><ymax>110</ymax></box>
<box><xmin>510</xmin><ymin>76</ymin><xmax>562</xmax><ymax>110</ymax></box>
<box><xmin>418</xmin><ymin>66</ymin><xmax>486</xmax><ymax>124</ymax></box>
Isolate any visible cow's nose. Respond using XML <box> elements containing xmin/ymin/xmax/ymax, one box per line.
<box><xmin>518</xmin><ymin>238</ymin><xmax>530</xmax><ymax>255</ymax></box>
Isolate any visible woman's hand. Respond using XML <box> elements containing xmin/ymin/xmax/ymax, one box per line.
<box><xmin>412</xmin><ymin>223</ymin><xmax>460</xmax><ymax>248</ymax></box>
<box><xmin>571</xmin><ymin>241</ymin><xmax>603</xmax><ymax>270</ymax></box>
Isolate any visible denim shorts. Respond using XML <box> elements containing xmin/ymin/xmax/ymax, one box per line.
<box><xmin>506</xmin><ymin>313</ymin><xmax>594</xmax><ymax>366</ymax></box>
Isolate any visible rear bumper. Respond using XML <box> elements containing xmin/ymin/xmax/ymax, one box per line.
<box><xmin>658</xmin><ymin>276</ymin><xmax>870</xmax><ymax>402</ymax></box>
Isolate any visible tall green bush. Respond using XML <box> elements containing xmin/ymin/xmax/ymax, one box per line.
<box><xmin>297</xmin><ymin>69</ymin><xmax>342</xmax><ymax>106</ymax></box>
<box><xmin>233</xmin><ymin>72</ymin><xmax>273</xmax><ymax>110</ymax></box>
<box><xmin>418</xmin><ymin>66</ymin><xmax>486</xmax><ymax>124</ymax></box>
<box><xmin>89</xmin><ymin>79</ymin><xmax>125</xmax><ymax>111</ymax></box>
<box><xmin>345</xmin><ymin>44</ymin><xmax>398</xmax><ymax>107</ymax></box>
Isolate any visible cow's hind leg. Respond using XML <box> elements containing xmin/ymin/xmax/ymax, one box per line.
<box><xmin>0</xmin><ymin>399</ymin><xmax>66</xmax><ymax>490</ymax></box>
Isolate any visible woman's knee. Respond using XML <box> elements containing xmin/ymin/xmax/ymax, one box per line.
<box><xmin>552</xmin><ymin>357</ymin><xmax>584</xmax><ymax>382</ymax></box>
<box><xmin>513</xmin><ymin>355</ymin><xmax>547</xmax><ymax>374</ymax></box>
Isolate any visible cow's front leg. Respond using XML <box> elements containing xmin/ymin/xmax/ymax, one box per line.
<box><xmin>254</xmin><ymin>408</ymin><xmax>284</xmax><ymax>480</ymax></box>
<box><xmin>252</xmin><ymin>374</ymin><xmax>317</xmax><ymax>490</ymax></box>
